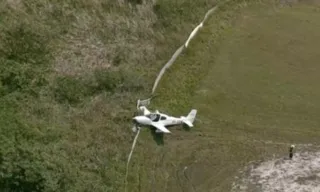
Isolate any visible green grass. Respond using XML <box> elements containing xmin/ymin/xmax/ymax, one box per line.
<box><xmin>136</xmin><ymin>1</ymin><xmax>320</xmax><ymax>192</ymax></box>
<box><xmin>1</xmin><ymin>0</ymin><xmax>320</xmax><ymax>191</ymax></box>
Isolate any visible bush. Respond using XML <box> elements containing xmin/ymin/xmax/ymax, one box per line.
<box><xmin>118</xmin><ymin>71</ymin><xmax>145</xmax><ymax>92</ymax></box>
<box><xmin>0</xmin><ymin>24</ymin><xmax>50</xmax><ymax>97</ymax></box>
<box><xmin>0</xmin><ymin>60</ymin><xmax>48</xmax><ymax>98</ymax></box>
<box><xmin>94</xmin><ymin>69</ymin><xmax>145</xmax><ymax>93</ymax></box>
<box><xmin>0</xmin><ymin>24</ymin><xmax>50</xmax><ymax>65</ymax></box>
<box><xmin>0</xmin><ymin>109</ymin><xmax>45</xmax><ymax>192</ymax></box>
<box><xmin>94</xmin><ymin>69</ymin><xmax>123</xmax><ymax>93</ymax></box>
<box><xmin>53</xmin><ymin>76</ymin><xmax>95</xmax><ymax>105</ymax></box>
<box><xmin>53</xmin><ymin>69</ymin><xmax>146</xmax><ymax>105</ymax></box>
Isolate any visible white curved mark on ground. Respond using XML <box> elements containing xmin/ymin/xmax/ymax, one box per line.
<box><xmin>124</xmin><ymin>128</ymin><xmax>141</xmax><ymax>192</ymax></box>
<box><xmin>151</xmin><ymin>5</ymin><xmax>219</xmax><ymax>94</ymax></box>
<box><xmin>151</xmin><ymin>45</ymin><xmax>184</xmax><ymax>94</ymax></box>
<box><xmin>232</xmin><ymin>151</ymin><xmax>320</xmax><ymax>192</ymax></box>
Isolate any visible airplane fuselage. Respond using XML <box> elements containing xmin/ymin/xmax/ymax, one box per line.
<box><xmin>133</xmin><ymin>106</ymin><xmax>197</xmax><ymax>133</ymax></box>
<box><xmin>162</xmin><ymin>116</ymin><xmax>183</xmax><ymax>126</ymax></box>
<box><xmin>133</xmin><ymin>114</ymin><xmax>183</xmax><ymax>126</ymax></box>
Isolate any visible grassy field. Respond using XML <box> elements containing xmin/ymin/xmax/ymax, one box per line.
<box><xmin>138</xmin><ymin>1</ymin><xmax>320</xmax><ymax>192</ymax></box>
<box><xmin>1</xmin><ymin>0</ymin><xmax>320</xmax><ymax>191</ymax></box>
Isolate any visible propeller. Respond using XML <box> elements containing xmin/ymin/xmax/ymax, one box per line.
<box><xmin>132</xmin><ymin>116</ymin><xmax>141</xmax><ymax>133</ymax></box>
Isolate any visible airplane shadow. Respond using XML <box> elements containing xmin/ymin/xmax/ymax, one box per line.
<box><xmin>149</xmin><ymin>127</ymin><xmax>164</xmax><ymax>146</ymax></box>
<box><xmin>147</xmin><ymin>124</ymin><xmax>192</xmax><ymax>146</ymax></box>
<box><xmin>182</xmin><ymin>124</ymin><xmax>191</xmax><ymax>132</ymax></box>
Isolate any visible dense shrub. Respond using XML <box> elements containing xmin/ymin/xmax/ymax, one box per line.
<box><xmin>0</xmin><ymin>109</ymin><xmax>45</xmax><ymax>192</ymax></box>
<box><xmin>94</xmin><ymin>69</ymin><xmax>123</xmax><ymax>93</ymax></box>
<box><xmin>53</xmin><ymin>69</ymin><xmax>145</xmax><ymax>105</ymax></box>
<box><xmin>0</xmin><ymin>24</ymin><xmax>50</xmax><ymax>97</ymax></box>
<box><xmin>53</xmin><ymin>76</ymin><xmax>95</xmax><ymax>105</ymax></box>
<box><xmin>1</xmin><ymin>24</ymin><xmax>50</xmax><ymax>65</ymax></box>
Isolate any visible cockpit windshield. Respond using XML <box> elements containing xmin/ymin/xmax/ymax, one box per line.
<box><xmin>146</xmin><ymin>113</ymin><xmax>160</xmax><ymax>122</ymax></box>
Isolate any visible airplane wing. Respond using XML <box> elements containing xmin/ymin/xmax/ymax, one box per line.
<box><xmin>139</xmin><ymin>106</ymin><xmax>151</xmax><ymax>115</ymax></box>
<box><xmin>151</xmin><ymin>122</ymin><xmax>171</xmax><ymax>133</ymax></box>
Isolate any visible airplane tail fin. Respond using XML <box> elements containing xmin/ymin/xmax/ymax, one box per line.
<box><xmin>182</xmin><ymin>109</ymin><xmax>197</xmax><ymax>127</ymax></box>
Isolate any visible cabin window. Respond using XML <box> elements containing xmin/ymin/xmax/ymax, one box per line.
<box><xmin>160</xmin><ymin>116</ymin><xmax>167</xmax><ymax>120</ymax></box>
<box><xmin>147</xmin><ymin>113</ymin><xmax>160</xmax><ymax>122</ymax></box>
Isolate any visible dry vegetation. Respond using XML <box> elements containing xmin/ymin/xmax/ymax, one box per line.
<box><xmin>1</xmin><ymin>0</ymin><xmax>320</xmax><ymax>191</ymax></box>
<box><xmin>0</xmin><ymin>0</ymin><xmax>216</xmax><ymax>191</ymax></box>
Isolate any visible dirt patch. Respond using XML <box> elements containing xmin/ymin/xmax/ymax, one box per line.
<box><xmin>232</xmin><ymin>150</ymin><xmax>320</xmax><ymax>192</ymax></box>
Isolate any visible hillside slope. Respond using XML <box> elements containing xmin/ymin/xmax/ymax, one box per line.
<box><xmin>1</xmin><ymin>0</ymin><xmax>320</xmax><ymax>192</ymax></box>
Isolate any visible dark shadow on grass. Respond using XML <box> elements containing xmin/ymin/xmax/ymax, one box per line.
<box><xmin>148</xmin><ymin>124</ymin><xmax>192</xmax><ymax>145</ymax></box>
<box><xmin>149</xmin><ymin>127</ymin><xmax>164</xmax><ymax>146</ymax></box>
<box><xmin>182</xmin><ymin>124</ymin><xmax>191</xmax><ymax>132</ymax></box>
<box><xmin>125</xmin><ymin>0</ymin><xmax>142</xmax><ymax>5</ymax></box>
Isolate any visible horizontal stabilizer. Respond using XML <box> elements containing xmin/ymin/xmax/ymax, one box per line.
<box><xmin>182</xmin><ymin>119</ymin><xmax>193</xmax><ymax>127</ymax></box>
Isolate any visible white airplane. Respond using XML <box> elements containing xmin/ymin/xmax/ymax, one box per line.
<box><xmin>132</xmin><ymin>106</ymin><xmax>197</xmax><ymax>133</ymax></box>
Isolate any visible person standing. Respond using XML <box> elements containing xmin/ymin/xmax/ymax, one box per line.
<box><xmin>289</xmin><ymin>145</ymin><xmax>295</xmax><ymax>160</ymax></box>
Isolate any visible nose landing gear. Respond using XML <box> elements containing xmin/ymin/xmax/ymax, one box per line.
<box><xmin>132</xmin><ymin>119</ymin><xmax>141</xmax><ymax>133</ymax></box>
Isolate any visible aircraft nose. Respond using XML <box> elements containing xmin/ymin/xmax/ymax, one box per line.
<box><xmin>132</xmin><ymin>117</ymin><xmax>138</xmax><ymax>124</ymax></box>
<box><xmin>133</xmin><ymin>116</ymin><xmax>150</xmax><ymax>125</ymax></box>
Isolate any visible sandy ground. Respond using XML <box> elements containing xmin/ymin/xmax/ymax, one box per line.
<box><xmin>232</xmin><ymin>149</ymin><xmax>320</xmax><ymax>192</ymax></box>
